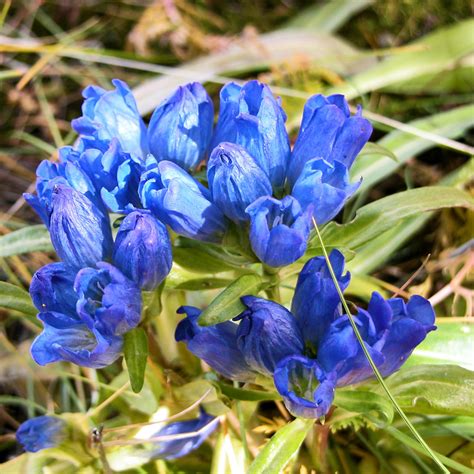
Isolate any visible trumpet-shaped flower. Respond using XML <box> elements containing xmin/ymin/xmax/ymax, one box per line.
<box><xmin>211</xmin><ymin>81</ymin><xmax>290</xmax><ymax>189</ymax></box>
<box><xmin>140</xmin><ymin>157</ymin><xmax>227</xmax><ymax>243</ymax></box>
<box><xmin>148</xmin><ymin>83</ymin><xmax>214</xmax><ymax>171</ymax></box>
<box><xmin>207</xmin><ymin>142</ymin><xmax>272</xmax><ymax>223</ymax></box>
<box><xmin>246</xmin><ymin>195</ymin><xmax>311</xmax><ymax>267</ymax></box>
<box><xmin>16</xmin><ymin>416</ymin><xmax>67</xmax><ymax>453</ymax></box>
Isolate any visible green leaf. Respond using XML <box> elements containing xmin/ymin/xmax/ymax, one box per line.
<box><xmin>334</xmin><ymin>389</ymin><xmax>394</xmax><ymax>427</ymax></box>
<box><xmin>173</xmin><ymin>246</ymin><xmax>237</xmax><ymax>274</ymax></box>
<box><xmin>0</xmin><ymin>281</ymin><xmax>37</xmax><ymax>316</ymax></box>
<box><xmin>407</xmin><ymin>322</ymin><xmax>474</xmax><ymax>371</ymax></box>
<box><xmin>210</xmin><ymin>380</ymin><xmax>281</xmax><ymax>402</ymax></box>
<box><xmin>123</xmin><ymin>327</ymin><xmax>148</xmax><ymax>394</ymax></box>
<box><xmin>198</xmin><ymin>274</ymin><xmax>263</xmax><ymax>326</ymax></box>
<box><xmin>173</xmin><ymin>277</ymin><xmax>233</xmax><ymax>291</ymax></box>
<box><xmin>387</xmin><ymin>364</ymin><xmax>474</xmax><ymax>416</ymax></box>
<box><xmin>248</xmin><ymin>418</ymin><xmax>314</xmax><ymax>474</ymax></box>
<box><xmin>141</xmin><ymin>283</ymin><xmax>164</xmax><ymax>323</ymax></box>
<box><xmin>0</xmin><ymin>225</ymin><xmax>52</xmax><ymax>257</ymax></box>
<box><xmin>321</xmin><ymin>186</ymin><xmax>474</xmax><ymax>250</ymax></box>
<box><xmin>358</xmin><ymin>142</ymin><xmax>399</xmax><ymax>162</ymax></box>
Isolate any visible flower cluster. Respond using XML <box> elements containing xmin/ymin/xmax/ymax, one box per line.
<box><xmin>176</xmin><ymin>250</ymin><xmax>436</xmax><ymax>418</ymax></box>
<box><xmin>25</xmin><ymin>79</ymin><xmax>371</xmax><ymax>368</ymax></box>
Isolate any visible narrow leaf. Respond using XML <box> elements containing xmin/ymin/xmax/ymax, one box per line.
<box><xmin>123</xmin><ymin>327</ymin><xmax>148</xmax><ymax>393</ymax></box>
<box><xmin>198</xmin><ymin>274</ymin><xmax>263</xmax><ymax>326</ymax></box>
<box><xmin>0</xmin><ymin>281</ymin><xmax>37</xmax><ymax>316</ymax></box>
<box><xmin>0</xmin><ymin>225</ymin><xmax>52</xmax><ymax>257</ymax></box>
<box><xmin>248</xmin><ymin>418</ymin><xmax>314</xmax><ymax>474</ymax></box>
<box><xmin>321</xmin><ymin>186</ymin><xmax>474</xmax><ymax>250</ymax></box>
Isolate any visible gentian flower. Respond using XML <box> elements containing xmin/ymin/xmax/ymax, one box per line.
<box><xmin>139</xmin><ymin>157</ymin><xmax>227</xmax><ymax>243</ymax></box>
<box><xmin>235</xmin><ymin>296</ymin><xmax>305</xmax><ymax>375</ymax></box>
<box><xmin>148</xmin><ymin>83</ymin><xmax>214</xmax><ymax>171</ymax></box>
<box><xmin>47</xmin><ymin>184</ymin><xmax>114</xmax><ymax>270</ymax></box>
<box><xmin>291</xmin><ymin>158</ymin><xmax>360</xmax><ymax>225</ymax></box>
<box><xmin>211</xmin><ymin>81</ymin><xmax>290</xmax><ymax>189</ymax></box>
<box><xmin>113</xmin><ymin>210</ymin><xmax>172</xmax><ymax>290</ymax></box>
<box><xmin>29</xmin><ymin>262</ymin><xmax>141</xmax><ymax>368</ymax></box>
<box><xmin>175</xmin><ymin>249</ymin><xmax>435</xmax><ymax>419</ymax></box>
<box><xmin>149</xmin><ymin>408</ymin><xmax>219</xmax><ymax>460</ymax></box>
<box><xmin>60</xmin><ymin>138</ymin><xmax>144</xmax><ymax>213</ymax></box>
<box><xmin>72</xmin><ymin>79</ymin><xmax>148</xmax><ymax>158</ymax></box>
<box><xmin>207</xmin><ymin>142</ymin><xmax>272</xmax><ymax>223</ymax></box>
<box><xmin>291</xmin><ymin>250</ymin><xmax>350</xmax><ymax>354</ymax></box>
<box><xmin>175</xmin><ymin>306</ymin><xmax>256</xmax><ymax>382</ymax></box>
<box><xmin>318</xmin><ymin>293</ymin><xmax>436</xmax><ymax>386</ymax></box>
<box><xmin>273</xmin><ymin>356</ymin><xmax>337</xmax><ymax>419</ymax></box>
<box><xmin>74</xmin><ymin>262</ymin><xmax>142</xmax><ymax>337</ymax></box>
<box><xmin>16</xmin><ymin>416</ymin><xmax>67</xmax><ymax>453</ymax></box>
<box><xmin>246</xmin><ymin>195</ymin><xmax>311</xmax><ymax>267</ymax></box>
<box><xmin>287</xmin><ymin>94</ymin><xmax>372</xmax><ymax>187</ymax></box>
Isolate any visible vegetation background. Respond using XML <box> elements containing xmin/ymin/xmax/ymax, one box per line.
<box><xmin>0</xmin><ymin>0</ymin><xmax>473</xmax><ymax>473</ymax></box>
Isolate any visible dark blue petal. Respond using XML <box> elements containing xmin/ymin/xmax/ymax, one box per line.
<box><xmin>246</xmin><ymin>195</ymin><xmax>311</xmax><ymax>267</ymax></box>
<box><xmin>140</xmin><ymin>158</ymin><xmax>227</xmax><ymax>243</ymax></box>
<box><xmin>31</xmin><ymin>322</ymin><xmax>122</xmax><ymax>369</ymax></box>
<box><xmin>379</xmin><ymin>295</ymin><xmax>436</xmax><ymax>377</ymax></box>
<box><xmin>274</xmin><ymin>355</ymin><xmax>336</xmax><ymax>419</ymax></box>
<box><xmin>150</xmin><ymin>408</ymin><xmax>219</xmax><ymax>460</ymax></box>
<box><xmin>72</xmin><ymin>79</ymin><xmax>148</xmax><ymax>158</ymax></box>
<box><xmin>291</xmin><ymin>249</ymin><xmax>350</xmax><ymax>352</ymax></box>
<box><xmin>113</xmin><ymin>211</ymin><xmax>172</xmax><ymax>290</ymax></box>
<box><xmin>74</xmin><ymin>262</ymin><xmax>142</xmax><ymax>337</ymax></box>
<box><xmin>148</xmin><ymin>83</ymin><xmax>214</xmax><ymax>171</ymax></box>
<box><xmin>175</xmin><ymin>306</ymin><xmax>256</xmax><ymax>382</ymax></box>
<box><xmin>235</xmin><ymin>296</ymin><xmax>304</xmax><ymax>375</ymax></box>
<box><xmin>16</xmin><ymin>416</ymin><xmax>67</xmax><ymax>453</ymax></box>
<box><xmin>291</xmin><ymin>158</ymin><xmax>360</xmax><ymax>225</ymax></box>
<box><xmin>208</xmin><ymin>142</ymin><xmax>272</xmax><ymax>223</ymax></box>
<box><xmin>48</xmin><ymin>184</ymin><xmax>113</xmax><ymax>270</ymax></box>
<box><xmin>30</xmin><ymin>262</ymin><xmax>78</xmax><ymax>316</ymax></box>
<box><xmin>287</xmin><ymin>94</ymin><xmax>372</xmax><ymax>186</ymax></box>
<box><xmin>211</xmin><ymin>81</ymin><xmax>290</xmax><ymax>189</ymax></box>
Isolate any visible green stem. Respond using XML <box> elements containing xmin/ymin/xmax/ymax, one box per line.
<box><xmin>311</xmin><ymin>217</ymin><xmax>449</xmax><ymax>474</ymax></box>
<box><xmin>263</xmin><ymin>266</ymin><xmax>281</xmax><ymax>302</ymax></box>
<box><xmin>234</xmin><ymin>381</ymin><xmax>251</xmax><ymax>467</ymax></box>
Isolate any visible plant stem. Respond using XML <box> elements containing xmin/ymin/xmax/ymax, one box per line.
<box><xmin>312</xmin><ymin>217</ymin><xmax>449</xmax><ymax>474</ymax></box>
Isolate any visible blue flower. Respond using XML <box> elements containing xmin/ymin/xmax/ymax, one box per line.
<box><xmin>139</xmin><ymin>157</ymin><xmax>228</xmax><ymax>243</ymax></box>
<box><xmin>16</xmin><ymin>416</ymin><xmax>67</xmax><ymax>453</ymax></box>
<box><xmin>273</xmin><ymin>355</ymin><xmax>337</xmax><ymax>419</ymax></box>
<box><xmin>60</xmin><ymin>138</ymin><xmax>144</xmax><ymax>213</ymax></box>
<box><xmin>175</xmin><ymin>306</ymin><xmax>256</xmax><ymax>382</ymax></box>
<box><xmin>48</xmin><ymin>184</ymin><xmax>114</xmax><ymax>270</ymax></box>
<box><xmin>207</xmin><ymin>142</ymin><xmax>272</xmax><ymax>223</ymax></box>
<box><xmin>29</xmin><ymin>262</ymin><xmax>139</xmax><ymax>368</ymax></box>
<box><xmin>72</xmin><ymin>79</ymin><xmax>148</xmax><ymax>158</ymax></box>
<box><xmin>75</xmin><ymin>262</ymin><xmax>142</xmax><ymax>337</ymax></box>
<box><xmin>287</xmin><ymin>94</ymin><xmax>372</xmax><ymax>187</ymax></box>
<box><xmin>148</xmin><ymin>83</ymin><xmax>214</xmax><ymax>171</ymax></box>
<box><xmin>235</xmin><ymin>296</ymin><xmax>304</xmax><ymax>375</ymax></box>
<box><xmin>113</xmin><ymin>210</ymin><xmax>172</xmax><ymax>290</ymax></box>
<box><xmin>291</xmin><ymin>158</ymin><xmax>360</xmax><ymax>225</ymax></box>
<box><xmin>291</xmin><ymin>250</ymin><xmax>350</xmax><ymax>354</ymax></box>
<box><xmin>317</xmin><ymin>292</ymin><xmax>436</xmax><ymax>386</ymax></box>
<box><xmin>150</xmin><ymin>408</ymin><xmax>219</xmax><ymax>460</ymax></box>
<box><xmin>246</xmin><ymin>195</ymin><xmax>311</xmax><ymax>267</ymax></box>
<box><xmin>211</xmin><ymin>81</ymin><xmax>290</xmax><ymax>189</ymax></box>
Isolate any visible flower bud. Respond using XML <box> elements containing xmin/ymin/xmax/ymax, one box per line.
<box><xmin>148</xmin><ymin>83</ymin><xmax>214</xmax><ymax>171</ymax></box>
<box><xmin>211</xmin><ymin>81</ymin><xmax>290</xmax><ymax>189</ymax></box>
<box><xmin>72</xmin><ymin>79</ymin><xmax>148</xmax><ymax>158</ymax></box>
<box><xmin>16</xmin><ymin>416</ymin><xmax>67</xmax><ymax>453</ymax></box>
<box><xmin>48</xmin><ymin>184</ymin><xmax>113</xmax><ymax>269</ymax></box>
<box><xmin>208</xmin><ymin>142</ymin><xmax>272</xmax><ymax>223</ymax></box>
<box><xmin>246</xmin><ymin>195</ymin><xmax>311</xmax><ymax>267</ymax></box>
<box><xmin>113</xmin><ymin>211</ymin><xmax>172</xmax><ymax>290</ymax></box>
